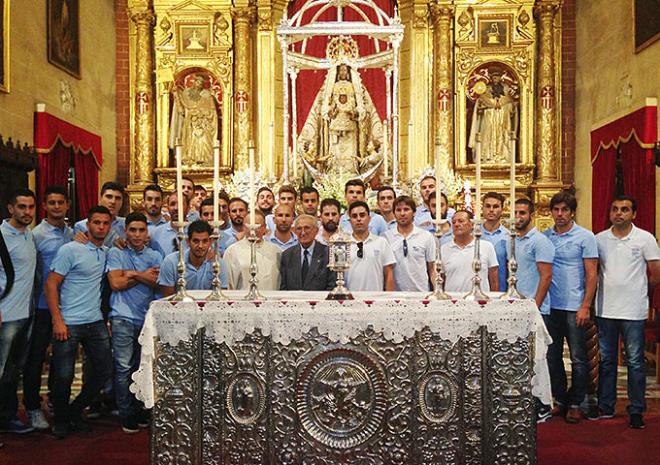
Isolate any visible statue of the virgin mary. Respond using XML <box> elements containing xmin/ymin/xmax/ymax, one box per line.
<box><xmin>297</xmin><ymin>63</ymin><xmax>384</xmax><ymax>179</ymax></box>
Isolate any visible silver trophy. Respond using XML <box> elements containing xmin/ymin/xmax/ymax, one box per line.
<box><xmin>326</xmin><ymin>229</ymin><xmax>354</xmax><ymax>300</ymax></box>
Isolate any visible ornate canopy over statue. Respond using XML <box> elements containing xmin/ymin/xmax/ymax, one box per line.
<box><xmin>277</xmin><ymin>0</ymin><xmax>404</xmax><ymax>184</ymax></box>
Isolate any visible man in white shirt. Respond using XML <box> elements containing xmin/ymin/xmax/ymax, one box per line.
<box><xmin>224</xmin><ymin>210</ymin><xmax>282</xmax><ymax>291</ymax></box>
<box><xmin>441</xmin><ymin>210</ymin><xmax>499</xmax><ymax>293</ymax></box>
<box><xmin>384</xmin><ymin>196</ymin><xmax>435</xmax><ymax>291</ymax></box>
<box><xmin>591</xmin><ymin>196</ymin><xmax>660</xmax><ymax>429</ymax></box>
<box><xmin>344</xmin><ymin>201</ymin><xmax>395</xmax><ymax>292</ymax></box>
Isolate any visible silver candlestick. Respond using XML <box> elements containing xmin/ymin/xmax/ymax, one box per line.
<box><xmin>206</xmin><ymin>220</ymin><xmax>227</xmax><ymax>301</ymax></box>
<box><xmin>427</xmin><ymin>219</ymin><xmax>451</xmax><ymax>300</ymax></box>
<box><xmin>464</xmin><ymin>220</ymin><xmax>489</xmax><ymax>301</ymax></box>
<box><xmin>500</xmin><ymin>220</ymin><xmax>525</xmax><ymax>300</ymax></box>
<box><xmin>168</xmin><ymin>222</ymin><xmax>194</xmax><ymax>302</ymax></box>
<box><xmin>243</xmin><ymin>224</ymin><xmax>265</xmax><ymax>301</ymax></box>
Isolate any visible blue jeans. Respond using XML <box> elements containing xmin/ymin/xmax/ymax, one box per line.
<box><xmin>544</xmin><ymin>309</ymin><xmax>588</xmax><ymax>407</ymax></box>
<box><xmin>22</xmin><ymin>310</ymin><xmax>53</xmax><ymax>411</ymax></box>
<box><xmin>596</xmin><ymin>317</ymin><xmax>646</xmax><ymax>415</ymax></box>
<box><xmin>111</xmin><ymin>318</ymin><xmax>144</xmax><ymax>419</ymax></box>
<box><xmin>0</xmin><ymin>317</ymin><xmax>31</xmax><ymax>423</ymax></box>
<box><xmin>50</xmin><ymin>321</ymin><xmax>112</xmax><ymax>423</ymax></box>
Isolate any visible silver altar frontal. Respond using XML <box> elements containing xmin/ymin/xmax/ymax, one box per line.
<box><xmin>133</xmin><ymin>291</ymin><xmax>552</xmax><ymax>465</ymax></box>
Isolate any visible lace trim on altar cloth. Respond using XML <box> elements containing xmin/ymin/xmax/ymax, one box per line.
<box><xmin>131</xmin><ymin>292</ymin><xmax>552</xmax><ymax>409</ymax></box>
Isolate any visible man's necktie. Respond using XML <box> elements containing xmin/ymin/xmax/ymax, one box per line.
<box><xmin>301</xmin><ymin>249</ymin><xmax>309</xmax><ymax>286</ymax></box>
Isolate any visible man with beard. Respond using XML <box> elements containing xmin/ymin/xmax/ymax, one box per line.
<box><xmin>47</xmin><ymin>206</ymin><xmax>113</xmax><ymax>438</ymax></box>
<box><xmin>481</xmin><ymin>192</ymin><xmax>509</xmax><ymax>292</ymax></box>
<box><xmin>428</xmin><ymin>192</ymin><xmax>453</xmax><ymax>243</ymax></box>
<box><xmin>106</xmin><ymin>213</ymin><xmax>161</xmax><ymax>433</ymax></box>
<box><xmin>141</xmin><ymin>185</ymin><xmax>167</xmax><ymax>234</ymax></box>
<box><xmin>316</xmin><ymin>198</ymin><xmax>341</xmax><ymax>245</ymax></box>
<box><xmin>228</xmin><ymin>197</ymin><xmax>249</xmax><ymax>241</ymax></box>
<box><xmin>257</xmin><ymin>187</ymin><xmax>275</xmax><ymax>217</ymax></box>
<box><xmin>384</xmin><ymin>196</ymin><xmax>435</xmax><ymax>291</ymax></box>
<box><xmin>74</xmin><ymin>182</ymin><xmax>126</xmax><ymax>247</ymax></box>
<box><xmin>158</xmin><ymin>220</ymin><xmax>227</xmax><ymax>297</ymax></box>
<box><xmin>199</xmin><ymin>198</ymin><xmax>235</xmax><ymax>255</ymax></box>
<box><xmin>511</xmin><ymin>198</ymin><xmax>554</xmax><ymax>422</ymax></box>
<box><xmin>23</xmin><ymin>186</ymin><xmax>73</xmax><ymax>431</ymax></box>
<box><xmin>280</xmin><ymin>214</ymin><xmax>335</xmax><ymax>291</ymax></box>
<box><xmin>0</xmin><ymin>189</ymin><xmax>37</xmax><ymax>435</ymax></box>
<box><xmin>269</xmin><ymin>204</ymin><xmax>298</xmax><ymax>251</ymax></box>
<box><xmin>181</xmin><ymin>177</ymin><xmax>200</xmax><ymax>223</ymax></box>
<box><xmin>150</xmin><ymin>192</ymin><xmax>190</xmax><ymax>257</ymax></box>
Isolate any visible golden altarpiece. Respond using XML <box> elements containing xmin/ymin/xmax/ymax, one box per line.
<box><xmin>125</xmin><ymin>0</ymin><xmax>566</xmax><ymax>226</ymax></box>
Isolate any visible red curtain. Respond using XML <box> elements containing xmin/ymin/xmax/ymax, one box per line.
<box><xmin>287</xmin><ymin>0</ymin><xmax>394</xmax><ymax>141</ymax></box>
<box><xmin>590</xmin><ymin>103</ymin><xmax>657</xmax><ymax>235</ymax></box>
<box><xmin>74</xmin><ymin>152</ymin><xmax>99</xmax><ymax>219</ymax></box>
<box><xmin>621</xmin><ymin>138</ymin><xmax>656</xmax><ymax>234</ymax></box>
<box><xmin>34</xmin><ymin>112</ymin><xmax>103</xmax><ymax>167</ymax></box>
<box><xmin>590</xmin><ymin>147</ymin><xmax>617</xmax><ymax>234</ymax></box>
<box><xmin>37</xmin><ymin>142</ymin><xmax>71</xmax><ymax>219</ymax></box>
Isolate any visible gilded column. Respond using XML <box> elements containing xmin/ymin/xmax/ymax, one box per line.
<box><xmin>131</xmin><ymin>7</ymin><xmax>156</xmax><ymax>184</ymax></box>
<box><xmin>430</xmin><ymin>3</ymin><xmax>454</xmax><ymax>171</ymax></box>
<box><xmin>534</xmin><ymin>1</ymin><xmax>560</xmax><ymax>182</ymax></box>
<box><xmin>232</xmin><ymin>7</ymin><xmax>256</xmax><ymax>171</ymax></box>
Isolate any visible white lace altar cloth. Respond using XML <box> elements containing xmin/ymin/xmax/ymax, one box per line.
<box><xmin>131</xmin><ymin>291</ymin><xmax>552</xmax><ymax>408</ymax></box>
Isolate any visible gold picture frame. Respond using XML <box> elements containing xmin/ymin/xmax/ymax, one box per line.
<box><xmin>477</xmin><ymin>15</ymin><xmax>512</xmax><ymax>50</ymax></box>
<box><xmin>0</xmin><ymin>0</ymin><xmax>9</xmax><ymax>93</ymax></box>
<box><xmin>47</xmin><ymin>0</ymin><xmax>81</xmax><ymax>79</ymax></box>
<box><xmin>176</xmin><ymin>23</ymin><xmax>211</xmax><ymax>55</ymax></box>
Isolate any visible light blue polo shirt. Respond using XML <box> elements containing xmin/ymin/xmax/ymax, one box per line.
<box><xmin>33</xmin><ymin>219</ymin><xmax>73</xmax><ymax>310</ymax></box>
<box><xmin>50</xmin><ymin>241</ymin><xmax>108</xmax><ymax>325</ymax></box>
<box><xmin>150</xmin><ymin>222</ymin><xmax>182</xmax><ymax>258</ymax></box>
<box><xmin>74</xmin><ymin>216</ymin><xmax>125</xmax><ymax>248</ymax></box>
<box><xmin>544</xmin><ymin>223</ymin><xmax>598</xmax><ymax>312</ymax></box>
<box><xmin>218</xmin><ymin>229</ymin><xmax>236</xmax><ymax>256</ymax></box>
<box><xmin>0</xmin><ymin>221</ymin><xmax>37</xmax><ymax>322</ymax></box>
<box><xmin>515</xmin><ymin>228</ymin><xmax>555</xmax><ymax>314</ymax></box>
<box><xmin>415</xmin><ymin>206</ymin><xmax>456</xmax><ymax>232</ymax></box>
<box><xmin>106</xmin><ymin>246</ymin><xmax>162</xmax><ymax>325</ymax></box>
<box><xmin>340</xmin><ymin>212</ymin><xmax>388</xmax><ymax>236</ymax></box>
<box><xmin>147</xmin><ymin>216</ymin><xmax>168</xmax><ymax>236</ymax></box>
<box><xmin>158</xmin><ymin>251</ymin><xmax>227</xmax><ymax>290</ymax></box>
<box><xmin>268</xmin><ymin>233</ymin><xmax>299</xmax><ymax>251</ymax></box>
<box><xmin>481</xmin><ymin>223</ymin><xmax>510</xmax><ymax>291</ymax></box>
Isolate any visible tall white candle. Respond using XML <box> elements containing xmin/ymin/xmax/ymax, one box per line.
<box><xmin>509</xmin><ymin>132</ymin><xmax>516</xmax><ymax>222</ymax></box>
<box><xmin>383</xmin><ymin>120</ymin><xmax>389</xmax><ymax>178</ymax></box>
<box><xmin>213</xmin><ymin>140</ymin><xmax>220</xmax><ymax>223</ymax></box>
<box><xmin>175</xmin><ymin>141</ymin><xmax>184</xmax><ymax>225</ymax></box>
<box><xmin>475</xmin><ymin>135</ymin><xmax>482</xmax><ymax>222</ymax></box>
<box><xmin>269</xmin><ymin>121</ymin><xmax>275</xmax><ymax>179</ymax></box>
<box><xmin>249</xmin><ymin>142</ymin><xmax>256</xmax><ymax>226</ymax></box>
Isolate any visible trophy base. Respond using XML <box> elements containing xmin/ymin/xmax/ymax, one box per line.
<box><xmin>326</xmin><ymin>286</ymin><xmax>354</xmax><ymax>300</ymax></box>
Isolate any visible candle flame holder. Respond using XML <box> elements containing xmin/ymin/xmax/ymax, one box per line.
<box><xmin>206</xmin><ymin>220</ymin><xmax>227</xmax><ymax>301</ymax></box>
<box><xmin>168</xmin><ymin>222</ymin><xmax>195</xmax><ymax>302</ymax></box>
<box><xmin>427</xmin><ymin>219</ymin><xmax>451</xmax><ymax>300</ymax></box>
<box><xmin>243</xmin><ymin>223</ymin><xmax>265</xmax><ymax>301</ymax></box>
<box><xmin>464</xmin><ymin>220</ymin><xmax>489</xmax><ymax>302</ymax></box>
<box><xmin>500</xmin><ymin>220</ymin><xmax>525</xmax><ymax>300</ymax></box>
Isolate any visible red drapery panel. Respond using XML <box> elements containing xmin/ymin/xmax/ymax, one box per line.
<box><xmin>74</xmin><ymin>151</ymin><xmax>99</xmax><ymax>219</ymax></box>
<box><xmin>287</xmin><ymin>0</ymin><xmax>394</xmax><ymax>140</ymax></box>
<box><xmin>621</xmin><ymin>138</ymin><xmax>656</xmax><ymax>234</ymax></box>
<box><xmin>590</xmin><ymin>147</ymin><xmax>617</xmax><ymax>234</ymax></box>
<box><xmin>34</xmin><ymin>111</ymin><xmax>103</xmax><ymax>168</ymax></box>
<box><xmin>37</xmin><ymin>142</ymin><xmax>71</xmax><ymax>219</ymax></box>
<box><xmin>590</xmin><ymin>102</ymin><xmax>657</xmax><ymax>235</ymax></box>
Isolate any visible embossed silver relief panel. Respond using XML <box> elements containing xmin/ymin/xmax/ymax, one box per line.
<box><xmin>152</xmin><ymin>327</ymin><xmax>537</xmax><ymax>465</ymax></box>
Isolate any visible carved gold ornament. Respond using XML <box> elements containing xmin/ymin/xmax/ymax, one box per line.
<box><xmin>326</xmin><ymin>36</ymin><xmax>360</xmax><ymax>65</ymax></box>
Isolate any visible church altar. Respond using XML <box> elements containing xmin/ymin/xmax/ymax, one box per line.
<box><xmin>132</xmin><ymin>291</ymin><xmax>551</xmax><ymax>465</ymax></box>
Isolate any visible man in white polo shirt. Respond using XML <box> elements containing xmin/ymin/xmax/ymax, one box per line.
<box><xmin>591</xmin><ymin>196</ymin><xmax>660</xmax><ymax>429</ymax></box>
<box><xmin>441</xmin><ymin>210</ymin><xmax>499</xmax><ymax>293</ymax></box>
<box><xmin>345</xmin><ymin>201</ymin><xmax>395</xmax><ymax>292</ymax></box>
<box><xmin>384</xmin><ymin>196</ymin><xmax>434</xmax><ymax>291</ymax></box>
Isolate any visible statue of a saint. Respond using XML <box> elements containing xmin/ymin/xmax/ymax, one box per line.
<box><xmin>169</xmin><ymin>75</ymin><xmax>218</xmax><ymax>166</ymax></box>
<box><xmin>468</xmin><ymin>69</ymin><xmax>518</xmax><ymax>164</ymax></box>
<box><xmin>297</xmin><ymin>64</ymin><xmax>383</xmax><ymax>179</ymax></box>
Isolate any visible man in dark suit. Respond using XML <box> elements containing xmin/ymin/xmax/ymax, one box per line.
<box><xmin>280</xmin><ymin>214</ymin><xmax>336</xmax><ymax>291</ymax></box>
